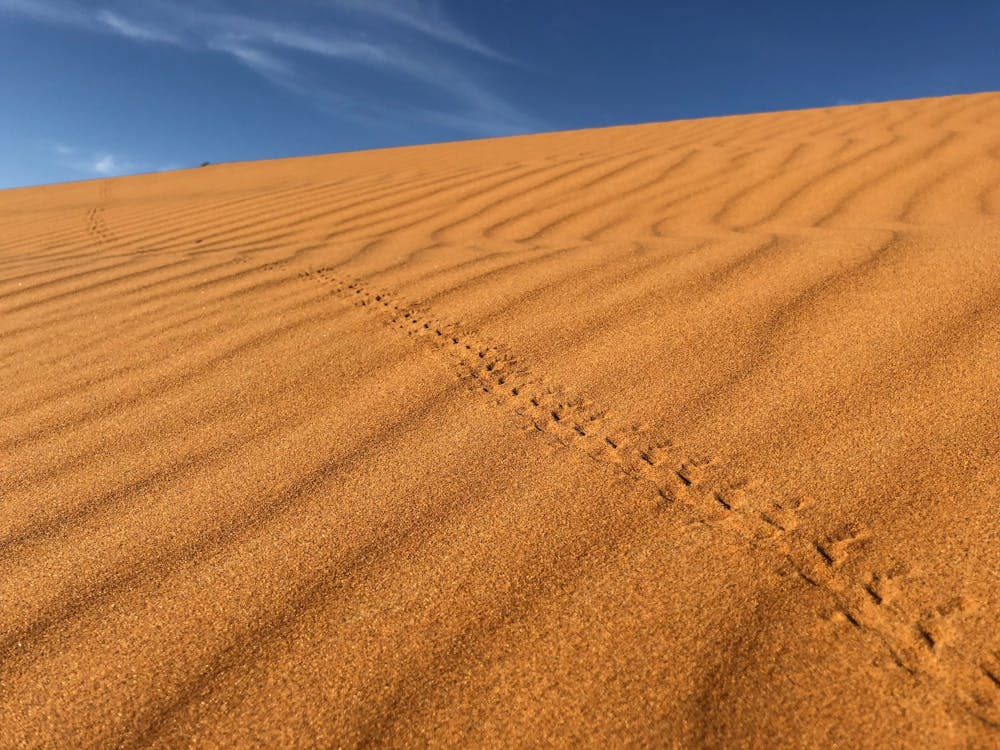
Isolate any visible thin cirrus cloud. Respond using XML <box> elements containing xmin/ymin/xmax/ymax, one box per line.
<box><xmin>1</xmin><ymin>0</ymin><xmax>539</xmax><ymax>136</ymax></box>
<box><xmin>319</xmin><ymin>0</ymin><xmax>511</xmax><ymax>61</ymax></box>
<box><xmin>49</xmin><ymin>143</ymin><xmax>137</xmax><ymax>177</ymax></box>
<box><xmin>94</xmin><ymin>9</ymin><xmax>182</xmax><ymax>45</ymax></box>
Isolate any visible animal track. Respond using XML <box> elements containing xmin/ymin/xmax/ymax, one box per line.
<box><xmin>814</xmin><ymin>523</ymin><xmax>870</xmax><ymax>568</ymax></box>
<box><xmin>290</xmin><ymin>264</ymin><xmax>995</xmax><ymax>732</ymax></box>
<box><xmin>863</xmin><ymin>567</ymin><xmax>909</xmax><ymax>606</ymax></box>
<box><xmin>85</xmin><ymin>207</ymin><xmax>115</xmax><ymax>245</ymax></box>
<box><xmin>83</xmin><ymin>181</ymin><xmax>117</xmax><ymax>246</ymax></box>
<box><xmin>972</xmin><ymin>652</ymin><xmax>1000</xmax><ymax>727</ymax></box>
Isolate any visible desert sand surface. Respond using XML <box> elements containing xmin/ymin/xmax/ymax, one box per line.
<box><xmin>1</xmin><ymin>92</ymin><xmax>998</xmax><ymax>748</ymax></box>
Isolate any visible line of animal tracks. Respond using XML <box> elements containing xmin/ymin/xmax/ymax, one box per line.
<box><xmin>248</xmin><ymin>256</ymin><xmax>1000</xmax><ymax>730</ymax></box>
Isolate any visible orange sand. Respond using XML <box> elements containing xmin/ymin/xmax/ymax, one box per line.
<box><xmin>1</xmin><ymin>92</ymin><xmax>998</xmax><ymax>747</ymax></box>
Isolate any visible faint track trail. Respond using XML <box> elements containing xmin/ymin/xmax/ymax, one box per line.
<box><xmin>291</xmin><ymin>263</ymin><xmax>999</xmax><ymax>729</ymax></box>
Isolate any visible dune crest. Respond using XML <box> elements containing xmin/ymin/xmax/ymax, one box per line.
<box><xmin>1</xmin><ymin>92</ymin><xmax>998</xmax><ymax>747</ymax></box>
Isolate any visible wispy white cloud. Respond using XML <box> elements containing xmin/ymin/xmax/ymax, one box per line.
<box><xmin>11</xmin><ymin>1</ymin><xmax>540</xmax><ymax>144</ymax></box>
<box><xmin>319</xmin><ymin>0</ymin><xmax>509</xmax><ymax>61</ymax></box>
<box><xmin>91</xmin><ymin>153</ymin><xmax>121</xmax><ymax>176</ymax></box>
<box><xmin>208</xmin><ymin>37</ymin><xmax>296</xmax><ymax>80</ymax></box>
<box><xmin>48</xmin><ymin>142</ymin><xmax>138</xmax><ymax>177</ymax></box>
<box><xmin>95</xmin><ymin>9</ymin><xmax>181</xmax><ymax>45</ymax></box>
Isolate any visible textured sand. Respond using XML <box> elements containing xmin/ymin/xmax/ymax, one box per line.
<box><xmin>1</xmin><ymin>92</ymin><xmax>998</xmax><ymax>748</ymax></box>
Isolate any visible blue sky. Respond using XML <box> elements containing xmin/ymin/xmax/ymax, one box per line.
<box><xmin>1</xmin><ymin>0</ymin><xmax>998</xmax><ymax>189</ymax></box>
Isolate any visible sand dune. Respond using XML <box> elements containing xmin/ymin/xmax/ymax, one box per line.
<box><xmin>1</xmin><ymin>92</ymin><xmax>998</xmax><ymax>747</ymax></box>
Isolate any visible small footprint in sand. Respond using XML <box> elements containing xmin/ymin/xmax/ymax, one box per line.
<box><xmin>979</xmin><ymin>652</ymin><xmax>1000</xmax><ymax>690</ymax></box>
<box><xmin>863</xmin><ymin>565</ymin><xmax>914</xmax><ymax>607</ymax></box>
<box><xmin>674</xmin><ymin>454</ymin><xmax>719</xmax><ymax>487</ymax></box>
<box><xmin>964</xmin><ymin>650</ymin><xmax>1000</xmax><ymax>726</ymax></box>
<box><xmin>713</xmin><ymin>476</ymin><xmax>760</xmax><ymax>511</ymax></box>
<box><xmin>636</xmin><ymin>439</ymin><xmax>674</xmax><ymax>469</ymax></box>
<box><xmin>758</xmin><ymin>494</ymin><xmax>814</xmax><ymax>531</ymax></box>
<box><xmin>813</xmin><ymin>522</ymin><xmax>870</xmax><ymax>567</ymax></box>
<box><xmin>913</xmin><ymin>596</ymin><xmax>978</xmax><ymax>651</ymax></box>
<box><xmin>605</xmin><ymin>421</ymin><xmax>649</xmax><ymax>452</ymax></box>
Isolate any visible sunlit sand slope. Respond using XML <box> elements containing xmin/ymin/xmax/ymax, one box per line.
<box><xmin>1</xmin><ymin>92</ymin><xmax>999</xmax><ymax>747</ymax></box>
